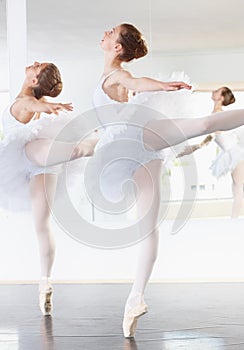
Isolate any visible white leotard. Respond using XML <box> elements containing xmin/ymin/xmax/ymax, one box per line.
<box><xmin>214</xmin><ymin>132</ymin><xmax>238</xmax><ymax>151</ymax></box>
<box><xmin>89</xmin><ymin>70</ymin><xmax>164</xmax><ymax>203</ymax></box>
<box><xmin>210</xmin><ymin>131</ymin><xmax>244</xmax><ymax>177</ymax></box>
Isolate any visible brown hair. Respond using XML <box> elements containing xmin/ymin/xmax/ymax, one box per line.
<box><xmin>33</xmin><ymin>63</ymin><xmax>63</xmax><ymax>100</ymax></box>
<box><xmin>221</xmin><ymin>86</ymin><xmax>235</xmax><ymax>106</ymax></box>
<box><xmin>117</xmin><ymin>23</ymin><xmax>148</xmax><ymax>62</ymax></box>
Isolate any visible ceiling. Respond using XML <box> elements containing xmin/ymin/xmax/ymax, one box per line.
<box><xmin>1</xmin><ymin>0</ymin><xmax>244</xmax><ymax>62</ymax></box>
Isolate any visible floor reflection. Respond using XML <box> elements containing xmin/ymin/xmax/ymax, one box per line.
<box><xmin>1</xmin><ymin>284</ymin><xmax>244</xmax><ymax>349</ymax></box>
<box><xmin>162</xmin><ymin>331</ymin><xmax>225</xmax><ymax>349</ymax></box>
<box><xmin>40</xmin><ymin>316</ymin><xmax>54</xmax><ymax>350</ymax></box>
<box><xmin>0</xmin><ymin>328</ymin><xmax>18</xmax><ymax>349</ymax></box>
<box><xmin>123</xmin><ymin>338</ymin><xmax>138</xmax><ymax>350</ymax></box>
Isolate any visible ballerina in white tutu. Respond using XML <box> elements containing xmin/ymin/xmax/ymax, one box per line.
<box><xmin>86</xmin><ymin>24</ymin><xmax>244</xmax><ymax>338</ymax></box>
<box><xmin>0</xmin><ymin>61</ymin><xmax>73</xmax><ymax>316</ymax></box>
<box><xmin>178</xmin><ymin>86</ymin><xmax>244</xmax><ymax>218</ymax></box>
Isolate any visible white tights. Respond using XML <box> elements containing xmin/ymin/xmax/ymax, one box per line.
<box><xmin>125</xmin><ymin>160</ymin><xmax>161</xmax><ymax>312</ymax></box>
<box><xmin>29</xmin><ymin>173</ymin><xmax>58</xmax><ymax>279</ymax></box>
<box><xmin>231</xmin><ymin>160</ymin><xmax>244</xmax><ymax>218</ymax></box>
<box><xmin>143</xmin><ymin>109</ymin><xmax>244</xmax><ymax>151</ymax></box>
<box><xmin>25</xmin><ymin>109</ymin><xmax>244</xmax><ymax>168</ymax></box>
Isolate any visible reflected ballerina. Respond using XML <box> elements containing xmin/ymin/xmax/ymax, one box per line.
<box><xmin>178</xmin><ymin>86</ymin><xmax>244</xmax><ymax>218</ymax></box>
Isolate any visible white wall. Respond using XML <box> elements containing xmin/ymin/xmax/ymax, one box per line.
<box><xmin>1</xmin><ymin>212</ymin><xmax>244</xmax><ymax>282</ymax></box>
<box><xmin>136</xmin><ymin>50</ymin><xmax>244</xmax><ymax>84</ymax></box>
<box><xmin>0</xmin><ymin>62</ymin><xmax>9</xmax><ymax>91</ymax></box>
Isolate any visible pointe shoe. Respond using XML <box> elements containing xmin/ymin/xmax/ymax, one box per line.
<box><xmin>39</xmin><ymin>290</ymin><xmax>53</xmax><ymax>316</ymax></box>
<box><xmin>122</xmin><ymin>302</ymin><xmax>148</xmax><ymax>338</ymax></box>
<box><xmin>39</xmin><ymin>278</ymin><xmax>53</xmax><ymax>316</ymax></box>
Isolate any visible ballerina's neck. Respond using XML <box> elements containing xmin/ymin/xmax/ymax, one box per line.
<box><xmin>213</xmin><ymin>106</ymin><xmax>223</xmax><ymax>113</ymax></box>
<box><xmin>103</xmin><ymin>57</ymin><xmax>123</xmax><ymax>75</ymax></box>
<box><xmin>213</xmin><ymin>101</ymin><xmax>223</xmax><ymax>113</ymax></box>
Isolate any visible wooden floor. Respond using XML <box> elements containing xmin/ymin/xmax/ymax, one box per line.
<box><xmin>1</xmin><ymin>283</ymin><xmax>244</xmax><ymax>349</ymax></box>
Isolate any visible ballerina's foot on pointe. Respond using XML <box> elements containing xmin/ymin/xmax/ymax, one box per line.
<box><xmin>122</xmin><ymin>292</ymin><xmax>148</xmax><ymax>338</ymax></box>
<box><xmin>70</xmin><ymin>138</ymin><xmax>98</xmax><ymax>160</ymax></box>
<box><xmin>39</xmin><ymin>277</ymin><xmax>53</xmax><ymax>316</ymax></box>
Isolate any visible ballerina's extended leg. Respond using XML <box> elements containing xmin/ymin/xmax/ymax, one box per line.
<box><xmin>143</xmin><ymin>109</ymin><xmax>244</xmax><ymax>151</ymax></box>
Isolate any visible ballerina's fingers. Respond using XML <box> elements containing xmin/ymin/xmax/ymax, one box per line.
<box><xmin>51</xmin><ymin>103</ymin><xmax>73</xmax><ymax>115</ymax></box>
<box><xmin>60</xmin><ymin>103</ymin><xmax>73</xmax><ymax>111</ymax></box>
<box><xmin>161</xmin><ymin>82</ymin><xmax>191</xmax><ymax>91</ymax></box>
<box><xmin>167</xmin><ymin>81</ymin><xmax>192</xmax><ymax>91</ymax></box>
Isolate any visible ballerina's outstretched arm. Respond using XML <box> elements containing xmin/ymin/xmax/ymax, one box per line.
<box><xmin>116</xmin><ymin>69</ymin><xmax>192</xmax><ymax>92</ymax></box>
<box><xmin>12</xmin><ymin>95</ymin><xmax>97</xmax><ymax>167</ymax></box>
<box><xmin>176</xmin><ymin>134</ymin><xmax>213</xmax><ymax>158</ymax></box>
<box><xmin>11</xmin><ymin>96</ymin><xmax>73</xmax><ymax>122</ymax></box>
<box><xmin>143</xmin><ymin>109</ymin><xmax>244</xmax><ymax>151</ymax></box>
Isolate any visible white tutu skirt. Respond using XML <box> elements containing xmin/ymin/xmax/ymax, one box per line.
<box><xmin>91</xmin><ymin>123</ymin><xmax>165</xmax><ymax>203</ymax></box>
<box><xmin>88</xmin><ymin>88</ymin><xmax>197</xmax><ymax>203</ymax></box>
<box><xmin>210</xmin><ymin>145</ymin><xmax>244</xmax><ymax>178</ymax></box>
<box><xmin>0</xmin><ymin>112</ymin><xmax>87</xmax><ymax>212</ymax></box>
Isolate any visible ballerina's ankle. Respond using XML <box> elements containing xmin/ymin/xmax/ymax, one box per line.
<box><xmin>124</xmin><ymin>292</ymin><xmax>145</xmax><ymax>314</ymax></box>
<box><xmin>39</xmin><ymin>276</ymin><xmax>52</xmax><ymax>293</ymax></box>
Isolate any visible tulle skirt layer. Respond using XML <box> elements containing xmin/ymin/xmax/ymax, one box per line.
<box><xmin>0</xmin><ymin>113</ymin><xmax>86</xmax><ymax>211</ymax></box>
<box><xmin>210</xmin><ymin>145</ymin><xmax>244</xmax><ymax>178</ymax></box>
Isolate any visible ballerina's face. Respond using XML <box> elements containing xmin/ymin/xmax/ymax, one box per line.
<box><xmin>25</xmin><ymin>61</ymin><xmax>49</xmax><ymax>83</ymax></box>
<box><xmin>212</xmin><ymin>88</ymin><xmax>224</xmax><ymax>103</ymax></box>
<box><xmin>100</xmin><ymin>26</ymin><xmax>121</xmax><ymax>52</ymax></box>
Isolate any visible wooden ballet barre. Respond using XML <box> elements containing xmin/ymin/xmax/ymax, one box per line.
<box><xmin>193</xmin><ymin>82</ymin><xmax>244</xmax><ymax>92</ymax></box>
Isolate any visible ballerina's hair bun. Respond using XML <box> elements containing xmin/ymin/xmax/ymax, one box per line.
<box><xmin>221</xmin><ymin>86</ymin><xmax>236</xmax><ymax>106</ymax></box>
<box><xmin>49</xmin><ymin>81</ymin><xmax>63</xmax><ymax>97</ymax></box>
<box><xmin>134</xmin><ymin>37</ymin><xmax>148</xmax><ymax>59</ymax></box>
<box><xmin>118</xmin><ymin>23</ymin><xmax>148</xmax><ymax>62</ymax></box>
<box><xmin>33</xmin><ymin>63</ymin><xmax>63</xmax><ymax>99</ymax></box>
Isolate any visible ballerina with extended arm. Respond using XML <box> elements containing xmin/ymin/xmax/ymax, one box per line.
<box><xmin>89</xmin><ymin>24</ymin><xmax>244</xmax><ymax>338</ymax></box>
<box><xmin>0</xmin><ymin>61</ymin><xmax>73</xmax><ymax>316</ymax></box>
<box><xmin>178</xmin><ymin>86</ymin><xmax>244</xmax><ymax>218</ymax></box>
